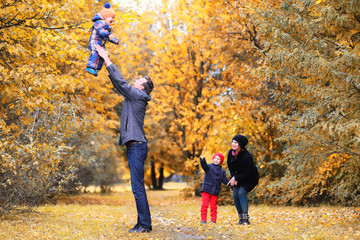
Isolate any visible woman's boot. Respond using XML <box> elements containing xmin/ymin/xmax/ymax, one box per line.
<box><xmin>241</xmin><ymin>213</ymin><xmax>250</xmax><ymax>225</ymax></box>
<box><xmin>237</xmin><ymin>213</ymin><xmax>243</xmax><ymax>225</ymax></box>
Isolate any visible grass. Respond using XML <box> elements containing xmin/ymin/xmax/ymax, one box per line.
<box><xmin>0</xmin><ymin>182</ymin><xmax>359</xmax><ymax>240</ymax></box>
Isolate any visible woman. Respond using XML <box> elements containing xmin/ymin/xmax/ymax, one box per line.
<box><xmin>227</xmin><ymin>134</ymin><xmax>259</xmax><ymax>225</ymax></box>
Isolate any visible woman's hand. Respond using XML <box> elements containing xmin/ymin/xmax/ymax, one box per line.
<box><xmin>227</xmin><ymin>176</ymin><xmax>237</xmax><ymax>186</ymax></box>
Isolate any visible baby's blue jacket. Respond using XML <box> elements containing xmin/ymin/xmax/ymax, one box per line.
<box><xmin>88</xmin><ymin>13</ymin><xmax>119</xmax><ymax>51</ymax></box>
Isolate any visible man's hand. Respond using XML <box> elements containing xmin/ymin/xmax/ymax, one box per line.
<box><xmin>94</xmin><ymin>45</ymin><xmax>109</xmax><ymax>59</ymax></box>
<box><xmin>94</xmin><ymin>45</ymin><xmax>112</xmax><ymax>67</ymax></box>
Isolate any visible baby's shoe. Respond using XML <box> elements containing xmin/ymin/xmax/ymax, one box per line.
<box><xmin>86</xmin><ymin>67</ymin><xmax>98</xmax><ymax>76</ymax></box>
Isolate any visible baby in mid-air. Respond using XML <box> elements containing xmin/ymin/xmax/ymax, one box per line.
<box><xmin>86</xmin><ymin>3</ymin><xmax>119</xmax><ymax>76</ymax></box>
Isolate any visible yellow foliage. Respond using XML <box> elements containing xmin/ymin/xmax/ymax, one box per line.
<box><xmin>0</xmin><ymin>0</ymin><xmax>132</xmax><ymax>209</ymax></box>
<box><xmin>316</xmin><ymin>154</ymin><xmax>349</xmax><ymax>186</ymax></box>
<box><xmin>112</xmin><ymin>0</ymin><xmax>242</xmax><ymax>167</ymax></box>
<box><xmin>2</xmin><ymin>0</ymin><xmax>359</xmax><ymax>208</ymax></box>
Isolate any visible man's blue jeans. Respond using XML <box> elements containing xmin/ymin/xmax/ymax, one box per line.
<box><xmin>233</xmin><ymin>186</ymin><xmax>248</xmax><ymax>214</ymax></box>
<box><xmin>127</xmin><ymin>142</ymin><xmax>151</xmax><ymax>227</ymax></box>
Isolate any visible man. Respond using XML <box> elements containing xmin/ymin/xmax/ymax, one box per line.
<box><xmin>95</xmin><ymin>45</ymin><xmax>154</xmax><ymax>233</ymax></box>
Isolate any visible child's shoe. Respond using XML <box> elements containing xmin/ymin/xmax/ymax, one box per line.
<box><xmin>86</xmin><ymin>67</ymin><xmax>98</xmax><ymax>76</ymax></box>
<box><xmin>200</xmin><ymin>221</ymin><xmax>206</xmax><ymax>224</ymax></box>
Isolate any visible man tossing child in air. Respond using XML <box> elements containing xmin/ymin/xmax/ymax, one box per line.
<box><xmin>86</xmin><ymin>3</ymin><xmax>120</xmax><ymax>76</ymax></box>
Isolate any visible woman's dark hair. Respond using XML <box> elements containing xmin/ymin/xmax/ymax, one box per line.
<box><xmin>143</xmin><ymin>76</ymin><xmax>154</xmax><ymax>94</ymax></box>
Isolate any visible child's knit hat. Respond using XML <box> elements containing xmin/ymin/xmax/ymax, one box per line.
<box><xmin>213</xmin><ymin>153</ymin><xmax>224</xmax><ymax>165</ymax></box>
<box><xmin>101</xmin><ymin>3</ymin><xmax>116</xmax><ymax>18</ymax></box>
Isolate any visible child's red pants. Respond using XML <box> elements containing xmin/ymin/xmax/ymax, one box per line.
<box><xmin>201</xmin><ymin>192</ymin><xmax>218</xmax><ymax>222</ymax></box>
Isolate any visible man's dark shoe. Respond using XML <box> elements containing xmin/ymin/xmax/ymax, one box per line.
<box><xmin>133</xmin><ymin>225</ymin><xmax>152</xmax><ymax>233</ymax></box>
<box><xmin>128</xmin><ymin>223</ymin><xmax>140</xmax><ymax>233</ymax></box>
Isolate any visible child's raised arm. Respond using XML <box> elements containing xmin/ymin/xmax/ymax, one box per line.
<box><xmin>199</xmin><ymin>155</ymin><xmax>209</xmax><ymax>172</ymax></box>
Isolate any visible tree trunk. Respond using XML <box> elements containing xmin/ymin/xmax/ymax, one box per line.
<box><xmin>158</xmin><ymin>163</ymin><xmax>164</xmax><ymax>190</ymax></box>
<box><xmin>150</xmin><ymin>160</ymin><xmax>158</xmax><ymax>190</ymax></box>
<box><xmin>150</xmin><ymin>161</ymin><xmax>165</xmax><ymax>190</ymax></box>
<box><xmin>194</xmin><ymin>164</ymin><xmax>202</xmax><ymax>197</ymax></box>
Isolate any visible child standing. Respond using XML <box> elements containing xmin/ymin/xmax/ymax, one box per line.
<box><xmin>200</xmin><ymin>153</ymin><xmax>229</xmax><ymax>224</ymax></box>
<box><xmin>86</xmin><ymin>3</ymin><xmax>120</xmax><ymax>76</ymax></box>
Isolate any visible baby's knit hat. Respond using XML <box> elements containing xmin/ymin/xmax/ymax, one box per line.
<box><xmin>101</xmin><ymin>3</ymin><xmax>116</xmax><ymax>19</ymax></box>
<box><xmin>213</xmin><ymin>153</ymin><xmax>224</xmax><ymax>165</ymax></box>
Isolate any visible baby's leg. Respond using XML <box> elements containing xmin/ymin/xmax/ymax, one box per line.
<box><xmin>96</xmin><ymin>57</ymin><xmax>104</xmax><ymax>70</ymax></box>
<box><xmin>87</xmin><ymin>50</ymin><xmax>100</xmax><ymax>69</ymax></box>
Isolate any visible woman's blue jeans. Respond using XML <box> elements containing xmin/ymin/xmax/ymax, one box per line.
<box><xmin>232</xmin><ymin>186</ymin><xmax>248</xmax><ymax>214</ymax></box>
<box><xmin>127</xmin><ymin>142</ymin><xmax>151</xmax><ymax>227</ymax></box>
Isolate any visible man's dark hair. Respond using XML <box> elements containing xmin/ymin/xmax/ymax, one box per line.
<box><xmin>143</xmin><ymin>76</ymin><xmax>154</xmax><ymax>95</ymax></box>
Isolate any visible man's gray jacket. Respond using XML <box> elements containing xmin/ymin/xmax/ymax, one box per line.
<box><xmin>106</xmin><ymin>64</ymin><xmax>151</xmax><ymax>146</ymax></box>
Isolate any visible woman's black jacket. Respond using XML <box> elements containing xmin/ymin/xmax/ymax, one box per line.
<box><xmin>227</xmin><ymin>149</ymin><xmax>259</xmax><ymax>192</ymax></box>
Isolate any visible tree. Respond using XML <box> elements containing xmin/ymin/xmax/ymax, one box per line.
<box><xmin>256</xmin><ymin>0</ymin><xmax>360</xmax><ymax>205</ymax></box>
<box><xmin>109</xmin><ymin>0</ymin><xmax>285</xmax><ymax>197</ymax></box>
<box><xmin>145</xmin><ymin>0</ymin><xmax>238</xmax><ymax>194</ymax></box>
<box><xmin>108</xmin><ymin>0</ymin><xmax>231</xmax><ymax>190</ymax></box>
<box><xmin>0</xmin><ymin>0</ymin><xmax>128</xmax><ymax>213</ymax></box>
